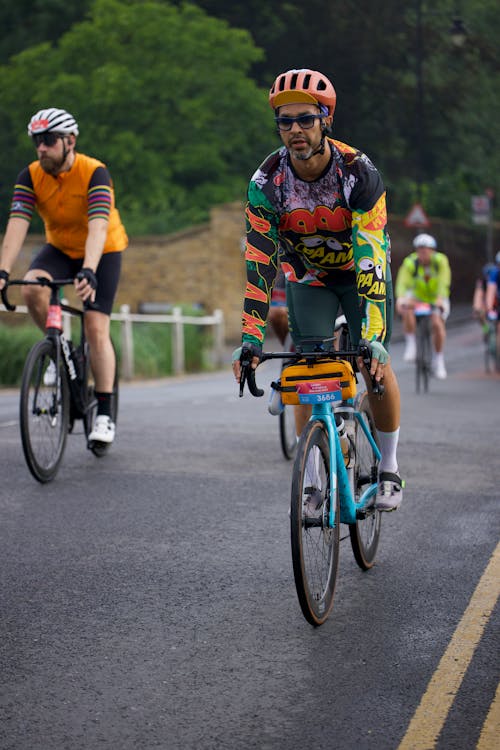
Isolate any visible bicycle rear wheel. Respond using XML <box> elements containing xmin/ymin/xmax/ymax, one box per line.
<box><xmin>279</xmin><ymin>403</ymin><xmax>297</xmax><ymax>460</ymax></box>
<box><xmin>20</xmin><ymin>339</ymin><xmax>69</xmax><ymax>483</ymax></box>
<box><xmin>416</xmin><ymin>316</ymin><xmax>432</xmax><ymax>393</ymax></box>
<box><xmin>348</xmin><ymin>392</ymin><xmax>382</xmax><ymax>569</ymax></box>
<box><xmin>290</xmin><ymin>420</ymin><xmax>340</xmax><ymax>626</ymax></box>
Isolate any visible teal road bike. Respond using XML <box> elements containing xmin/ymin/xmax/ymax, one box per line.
<box><xmin>239</xmin><ymin>327</ymin><xmax>383</xmax><ymax>626</ymax></box>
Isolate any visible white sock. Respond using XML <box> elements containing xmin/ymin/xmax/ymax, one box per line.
<box><xmin>405</xmin><ymin>333</ymin><xmax>416</xmax><ymax>346</ymax></box>
<box><xmin>377</xmin><ymin>427</ymin><xmax>400</xmax><ymax>474</ymax></box>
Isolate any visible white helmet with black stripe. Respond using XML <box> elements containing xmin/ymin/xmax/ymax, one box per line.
<box><xmin>27</xmin><ymin>108</ymin><xmax>79</xmax><ymax>137</ymax></box>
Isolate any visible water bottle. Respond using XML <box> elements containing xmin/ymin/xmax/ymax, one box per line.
<box><xmin>335</xmin><ymin>415</ymin><xmax>351</xmax><ymax>467</ymax></box>
<box><xmin>268</xmin><ymin>381</ymin><xmax>284</xmax><ymax>415</ymax></box>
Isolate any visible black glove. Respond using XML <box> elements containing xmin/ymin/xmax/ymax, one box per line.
<box><xmin>240</xmin><ymin>341</ymin><xmax>262</xmax><ymax>365</ymax></box>
<box><xmin>76</xmin><ymin>267</ymin><xmax>97</xmax><ymax>289</ymax></box>
<box><xmin>0</xmin><ymin>270</ymin><xmax>10</xmax><ymax>283</ymax></box>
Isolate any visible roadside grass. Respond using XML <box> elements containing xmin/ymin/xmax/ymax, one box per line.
<box><xmin>0</xmin><ymin>305</ymin><xmax>212</xmax><ymax>386</ymax></box>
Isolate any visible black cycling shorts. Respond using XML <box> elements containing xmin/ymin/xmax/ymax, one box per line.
<box><xmin>29</xmin><ymin>243</ymin><xmax>122</xmax><ymax>316</ymax></box>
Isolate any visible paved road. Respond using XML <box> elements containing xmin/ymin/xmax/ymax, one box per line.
<box><xmin>0</xmin><ymin>320</ymin><xmax>498</xmax><ymax>750</ymax></box>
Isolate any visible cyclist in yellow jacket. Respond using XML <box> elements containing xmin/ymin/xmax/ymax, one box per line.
<box><xmin>395</xmin><ymin>233</ymin><xmax>451</xmax><ymax>379</ymax></box>
<box><xmin>0</xmin><ymin>108</ymin><xmax>128</xmax><ymax>443</ymax></box>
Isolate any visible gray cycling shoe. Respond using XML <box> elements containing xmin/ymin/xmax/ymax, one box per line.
<box><xmin>376</xmin><ymin>472</ymin><xmax>404</xmax><ymax>512</ymax></box>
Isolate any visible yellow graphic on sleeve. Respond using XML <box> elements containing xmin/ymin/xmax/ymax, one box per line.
<box><xmin>357</xmin><ymin>256</ymin><xmax>386</xmax><ymax>301</ymax></box>
<box><xmin>352</xmin><ymin>193</ymin><xmax>387</xmax><ymax>231</ymax></box>
<box><xmin>362</xmin><ymin>303</ymin><xmax>385</xmax><ymax>342</ymax></box>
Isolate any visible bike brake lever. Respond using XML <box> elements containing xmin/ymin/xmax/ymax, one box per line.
<box><xmin>0</xmin><ymin>284</ymin><xmax>16</xmax><ymax>312</ymax></box>
<box><xmin>238</xmin><ymin>354</ymin><xmax>264</xmax><ymax>398</ymax></box>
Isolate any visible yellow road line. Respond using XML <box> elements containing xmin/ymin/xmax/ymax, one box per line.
<box><xmin>477</xmin><ymin>679</ymin><xmax>500</xmax><ymax>750</ymax></box>
<box><xmin>398</xmin><ymin>540</ymin><xmax>500</xmax><ymax>750</ymax></box>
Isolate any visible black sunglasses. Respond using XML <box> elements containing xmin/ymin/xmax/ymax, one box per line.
<box><xmin>32</xmin><ymin>132</ymin><xmax>63</xmax><ymax>148</ymax></box>
<box><xmin>275</xmin><ymin>113</ymin><xmax>325</xmax><ymax>131</ymax></box>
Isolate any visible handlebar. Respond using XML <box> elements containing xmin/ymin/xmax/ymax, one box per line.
<box><xmin>0</xmin><ymin>277</ymin><xmax>75</xmax><ymax>312</ymax></box>
<box><xmin>239</xmin><ymin>340</ymin><xmax>384</xmax><ymax>399</ymax></box>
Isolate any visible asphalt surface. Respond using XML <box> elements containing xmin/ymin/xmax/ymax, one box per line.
<box><xmin>0</xmin><ymin>317</ymin><xmax>498</xmax><ymax>750</ymax></box>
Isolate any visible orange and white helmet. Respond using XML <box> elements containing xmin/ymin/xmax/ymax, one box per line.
<box><xmin>269</xmin><ymin>69</ymin><xmax>336</xmax><ymax>116</ymax></box>
<box><xmin>27</xmin><ymin>108</ymin><xmax>79</xmax><ymax>137</ymax></box>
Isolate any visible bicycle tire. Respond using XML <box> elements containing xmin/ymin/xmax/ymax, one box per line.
<box><xmin>85</xmin><ymin>340</ymin><xmax>119</xmax><ymax>457</ymax></box>
<box><xmin>20</xmin><ymin>339</ymin><xmax>69</xmax><ymax>483</ymax></box>
<box><xmin>416</xmin><ymin>315</ymin><xmax>432</xmax><ymax>393</ymax></box>
<box><xmin>348</xmin><ymin>392</ymin><xmax>382</xmax><ymax>569</ymax></box>
<box><xmin>290</xmin><ymin>420</ymin><xmax>340</xmax><ymax>626</ymax></box>
<box><xmin>279</xmin><ymin>403</ymin><xmax>297</xmax><ymax>460</ymax></box>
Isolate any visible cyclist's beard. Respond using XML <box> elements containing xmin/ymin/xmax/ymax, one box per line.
<box><xmin>39</xmin><ymin>154</ymin><xmax>66</xmax><ymax>176</ymax></box>
<box><xmin>288</xmin><ymin>133</ymin><xmax>325</xmax><ymax>161</ymax></box>
<box><xmin>289</xmin><ymin>136</ymin><xmax>314</xmax><ymax>161</ymax></box>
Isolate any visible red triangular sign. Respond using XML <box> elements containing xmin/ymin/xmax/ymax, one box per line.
<box><xmin>404</xmin><ymin>203</ymin><xmax>430</xmax><ymax>227</ymax></box>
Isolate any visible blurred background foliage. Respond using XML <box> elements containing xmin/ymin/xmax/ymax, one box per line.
<box><xmin>0</xmin><ymin>0</ymin><xmax>498</xmax><ymax>235</ymax></box>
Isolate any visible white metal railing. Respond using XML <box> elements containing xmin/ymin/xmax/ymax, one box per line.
<box><xmin>0</xmin><ymin>302</ymin><xmax>225</xmax><ymax>380</ymax></box>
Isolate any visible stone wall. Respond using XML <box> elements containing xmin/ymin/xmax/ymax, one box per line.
<box><xmin>4</xmin><ymin>203</ymin><xmax>498</xmax><ymax>343</ymax></box>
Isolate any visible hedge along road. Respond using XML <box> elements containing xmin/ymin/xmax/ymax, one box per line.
<box><xmin>0</xmin><ymin>318</ymin><xmax>498</xmax><ymax>750</ymax></box>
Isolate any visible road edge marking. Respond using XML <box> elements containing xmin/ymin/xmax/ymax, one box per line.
<box><xmin>398</xmin><ymin>540</ymin><xmax>500</xmax><ymax>749</ymax></box>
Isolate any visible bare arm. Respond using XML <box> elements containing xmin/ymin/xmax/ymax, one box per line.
<box><xmin>0</xmin><ymin>217</ymin><xmax>30</xmax><ymax>288</ymax></box>
<box><xmin>485</xmin><ymin>281</ymin><xmax>497</xmax><ymax>314</ymax></box>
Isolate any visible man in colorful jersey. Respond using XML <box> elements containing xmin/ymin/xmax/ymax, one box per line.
<box><xmin>0</xmin><ymin>108</ymin><xmax>128</xmax><ymax>444</ymax></box>
<box><xmin>395</xmin><ymin>233</ymin><xmax>451</xmax><ymax>379</ymax></box>
<box><xmin>232</xmin><ymin>68</ymin><xmax>403</xmax><ymax>511</ymax></box>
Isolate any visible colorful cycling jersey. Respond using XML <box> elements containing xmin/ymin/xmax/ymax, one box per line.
<box><xmin>242</xmin><ymin>138</ymin><xmax>390</xmax><ymax>346</ymax></box>
<box><xmin>395</xmin><ymin>251</ymin><xmax>451</xmax><ymax>304</ymax></box>
<box><xmin>9</xmin><ymin>153</ymin><xmax>128</xmax><ymax>259</ymax></box>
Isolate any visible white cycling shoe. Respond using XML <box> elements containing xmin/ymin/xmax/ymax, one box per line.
<box><xmin>89</xmin><ymin>415</ymin><xmax>115</xmax><ymax>444</ymax></box>
<box><xmin>403</xmin><ymin>339</ymin><xmax>416</xmax><ymax>363</ymax></box>
<box><xmin>376</xmin><ymin>472</ymin><xmax>404</xmax><ymax>512</ymax></box>
<box><xmin>433</xmin><ymin>356</ymin><xmax>447</xmax><ymax>380</ymax></box>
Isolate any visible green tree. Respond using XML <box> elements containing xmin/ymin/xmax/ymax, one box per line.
<box><xmin>187</xmin><ymin>0</ymin><xmax>500</xmax><ymax>219</ymax></box>
<box><xmin>0</xmin><ymin>0</ymin><xmax>275</xmax><ymax>234</ymax></box>
<box><xmin>0</xmin><ymin>0</ymin><xmax>90</xmax><ymax>63</ymax></box>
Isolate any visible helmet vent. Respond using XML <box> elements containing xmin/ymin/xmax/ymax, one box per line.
<box><xmin>316</xmin><ymin>79</ymin><xmax>327</xmax><ymax>91</ymax></box>
<box><xmin>290</xmin><ymin>72</ymin><xmax>299</xmax><ymax>89</ymax></box>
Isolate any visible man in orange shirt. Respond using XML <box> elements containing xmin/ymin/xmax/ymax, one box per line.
<box><xmin>0</xmin><ymin>108</ymin><xmax>128</xmax><ymax>444</ymax></box>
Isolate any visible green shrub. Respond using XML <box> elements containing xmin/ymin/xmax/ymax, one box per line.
<box><xmin>0</xmin><ymin>321</ymin><xmax>41</xmax><ymax>386</ymax></box>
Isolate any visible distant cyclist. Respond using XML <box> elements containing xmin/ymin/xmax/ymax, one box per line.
<box><xmin>472</xmin><ymin>262</ymin><xmax>495</xmax><ymax>324</ymax></box>
<box><xmin>395</xmin><ymin>233</ymin><xmax>451</xmax><ymax>379</ymax></box>
<box><xmin>232</xmin><ymin>67</ymin><xmax>404</xmax><ymax>512</ymax></box>
<box><xmin>485</xmin><ymin>251</ymin><xmax>500</xmax><ymax>317</ymax></box>
<box><xmin>0</xmin><ymin>108</ymin><xmax>128</xmax><ymax>444</ymax></box>
<box><xmin>484</xmin><ymin>251</ymin><xmax>500</xmax><ymax>356</ymax></box>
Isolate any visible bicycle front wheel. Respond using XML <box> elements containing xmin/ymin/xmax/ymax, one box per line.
<box><xmin>279</xmin><ymin>403</ymin><xmax>297</xmax><ymax>460</ymax></box>
<box><xmin>20</xmin><ymin>339</ymin><xmax>69</xmax><ymax>483</ymax></box>
<box><xmin>349</xmin><ymin>392</ymin><xmax>382</xmax><ymax>569</ymax></box>
<box><xmin>290</xmin><ymin>420</ymin><xmax>340</xmax><ymax>626</ymax></box>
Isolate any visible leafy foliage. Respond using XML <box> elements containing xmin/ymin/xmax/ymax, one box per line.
<box><xmin>0</xmin><ymin>0</ymin><xmax>275</xmax><ymax>234</ymax></box>
<box><xmin>0</xmin><ymin>0</ymin><xmax>498</xmax><ymax>233</ymax></box>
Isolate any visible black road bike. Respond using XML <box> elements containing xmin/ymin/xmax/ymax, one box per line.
<box><xmin>1</xmin><ymin>278</ymin><xmax>119</xmax><ymax>483</ymax></box>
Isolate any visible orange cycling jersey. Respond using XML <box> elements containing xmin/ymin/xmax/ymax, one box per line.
<box><xmin>10</xmin><ymin>153</ymin><xmax>128</xmax><ymax>259</ymax></box>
